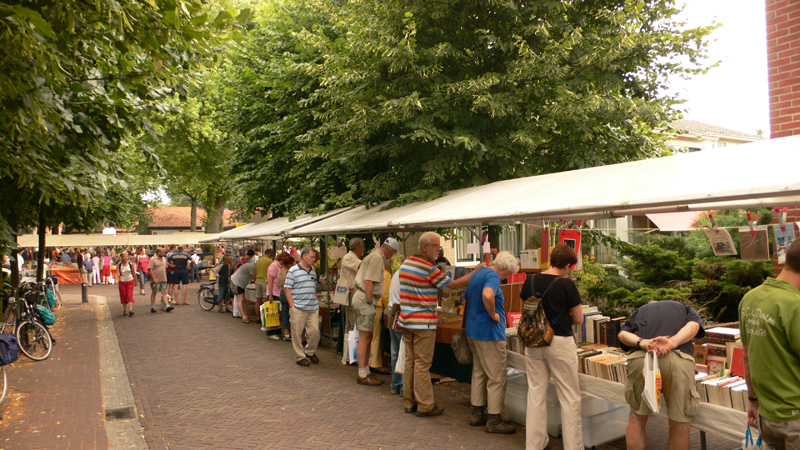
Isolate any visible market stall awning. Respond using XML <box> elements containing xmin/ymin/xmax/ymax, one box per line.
<box><xmin>382</xmin><ymin>136</ymin><xmax>800</xmax><ymax>229</ymax></box>
<box><xmin>16</xmin><ymin>232</ymin><xmax>218</xmax><ymax>248</ymax></box>
<box><xmin>287</xmin><ymin>203</ymin><xmax>440</xmax><ymax>236</ymax></box>
<box><xmin>216</xmin><ymin>208</ymin><xmax>351</xmax><ymax>240</ymax></box>
<box><xmin>645</xmin><ymin>211</ymin><xmax>702</xmax><ymax>232</ymax></box>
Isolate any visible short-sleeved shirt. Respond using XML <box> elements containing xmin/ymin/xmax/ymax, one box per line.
<box><xmin>255</xmin><ymin>256</ymin><xmax>273</xmax><ymax>283</ymax></box>
<box><xmin>231</xmin><ymin>262</ymin><xmax>256</xmax><ymax>289</ymax></box>
<box><xmin>268</xmin><ymin>260</ymin><xmax>282</xmax><ymax>297</ymax></box>
<box><xmin>620</xmin><ymin>300</ymin><xmax>704</xmax><ymax>356</ymax></box>
<box><xmin>285</xmin><ymin>264</ymin><xmax>318</xmax><ymax>311</ymax></box>
<box><xmin>168</xmin><ymin>251</ymin><xmax>191</xmax><ymax>272</ymax></box>
<box><xmin>355</xmin><ymin>249</ymin><xmax>387</xmax><ymax>299</ymax></box>
<box><xmin>148</xmin><ymin>256</ymin><xmax>168</xmax><ymax>283</ymax></box>
<box><xmin>340</xmin><ymin>251</ymin><xmax>362</xmax><ymax>291</ymax></box>
<box><xmin>465</xmin><ymin>267</ymin><xmax>505</xmax><ymax>341</ymax></box>
<box><xmin>520</xmin><ymin>273</ymin><xmax>582</xmax><ymax>337</ymax></box>
<box><xmin>740</xmin><ymin>278</ymin><xmax>800</xmax><ymax>422</ymax></box>
<box><xmin>398</xmin><ymin>255</ymin><xmax>451</xmax><ymax>330</ymax></box>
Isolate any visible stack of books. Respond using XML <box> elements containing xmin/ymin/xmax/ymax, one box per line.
<box><xmin>695</xmin><ymin>326</ymin><xmax>742</xmax><ymax>376</ymax></box>
<box><xmin>695</xmin><ymin>372</ymin><xmax>749</xmax><ymax>411</ymax></box>
<box><xmin>577</xmin><ymin>343</ymin><xmax>629</xmax><ymax>384</ymax></box>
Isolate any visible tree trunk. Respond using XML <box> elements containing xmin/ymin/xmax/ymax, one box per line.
<box><xmin>190</xmin><ymin>196</ymin><xmax>198</xmax><ymax>232</ymax></box>
<box><xmin>37</xmin><ymin>213</ymin><xmax>46</xmax><ymax>282</ymax></box>
<box><xmin>205</xmin><ymin>194</ymin><xmax>226</xmax><ymax>233</ymax></box>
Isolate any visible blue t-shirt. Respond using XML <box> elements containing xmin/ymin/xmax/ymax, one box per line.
<box><xmin>464</xmin><ymin>267</ymin><xmax>506</xmax><ymax>341</ymax></box>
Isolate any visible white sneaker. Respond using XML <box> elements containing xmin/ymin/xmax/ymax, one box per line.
<box><xmin>268</xmin><ymin>334</ymin><xmax>281</xmax><ymax>340</ymax></box>
<box><xmin>261</xmin><ymin>327</ymin><xmax>268</xmax><ymax>332</ymax></box>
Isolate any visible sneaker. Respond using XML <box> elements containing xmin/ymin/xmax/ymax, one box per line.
<box><xmin>151</xmin><ymin>308</ymin><xmax>156</xmax><ymax>313</ymax></box>
<box><xmin>268</xmin><ymin>335</ymin><xmax>281</xmax><ymax>340</ymax></box>
<box><xmin>218</xmin><ymin>307</ymin><xmax>225</xmax><ymax>313</ymax></box>
<box><xmin>416</xmin><ymin>404</ymin><xmax>445</xmax><ymax>417</ymax></box>
<box><xmin>166</xmin><ymin>303</ymin><xmax>174</xmax><ymax>312</ymax></box>
<box><xmin>357</xmin><ymin>374</ymin><xmax>384</xmax><ymax>386</ymax></box>
<box><xmin>261</xmin><ymin>327</ymin><xmax>268</xmax><ymax>332</ymax></box>
<box><xmin>469</xmin><ymin>409</ymin><xmax>488</xmax><ymax>426</ymax></box>
<box><xmin>485</xmin><ymin>417</ymin><xmax>516</xmax><ymax>434</ymax></box>
<box><xmin>283</xmin><ymin>335</ymin><xmax>292</xmax><ymax>342</ymax></box>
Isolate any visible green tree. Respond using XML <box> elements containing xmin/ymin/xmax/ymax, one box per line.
<box><xmin>226</xmin><ymin>0</ymin><xmax>712</xmax><ymax>217</ymax></box>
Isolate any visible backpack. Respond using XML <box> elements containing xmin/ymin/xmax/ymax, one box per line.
<box><xmin>0</xmin><ymin>333</ymin><xmax>19</xmax><ymax>366</ymax></box>
<box><xmin>517</xmin><ymin>275</ymin><xmax>558</xmax><ymax>348</ymax></box>
<box><xmin>36</xmin><ymin>305</ymin><xmax>57</xmax><ymax>325</ymax></box>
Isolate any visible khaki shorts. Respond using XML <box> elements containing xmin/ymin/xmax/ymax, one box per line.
<box><xmin>150</xmin><ymin>281</ymin><xmax>167</xmax><ymax>293</ymax></box>
<box><xmin>255</xmin><ymin>281</ymin><xmax>268</xmax><ymax>299</ymax></box>
<box><xmin>351</xmin><ymin>290</ymin><xmax>376</xmax><ymax>332</ymax></box>
<box><xmin>624</xmin><ymin>349</ymin><xmax>700</xmax><ymax>422</ymax></box>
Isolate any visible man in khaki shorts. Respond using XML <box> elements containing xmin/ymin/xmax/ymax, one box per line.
<box><xmin>617</xmin><ymin>300</ymin><xmax>704</xmax><ymax>450</ymax></box>
<box><xmin>352</xmin><ymin>238</ymin><xmax>399</xmax><ymax>386</ymax></box>
<box><xmin>148</xmin><ymin>248</ymin><xmax>173</xmax><ymax>313</ymax></box>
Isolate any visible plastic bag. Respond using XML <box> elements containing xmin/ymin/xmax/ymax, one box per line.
<box><xmin>395</xmin><ymin>336</ymin><xmax>405</xmax><ymax>374</ymax></box>
<box><xmin>742</xmin><ymin>426</ymin><xmax>763</xmax><ymax>449</ymax></box>
<box><xmin>642</xmin><ymin>350</ymin><xmax>662</xmax><ymax>413</ymax></box>
<box><xmin>261</xmin><ymin>301</ymin><xmax>281</xmax><ymax>328</ymax></box>
<box><xmin>347</xmin><ymin>326</ymin><xmax>359</xmax><ymax>364</ymax></box>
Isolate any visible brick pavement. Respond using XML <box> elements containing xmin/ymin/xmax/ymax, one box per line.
<box><xmin>1</xmin><ymin>282</ymin><xmax>742</xmax><ymax>449</ymax></box>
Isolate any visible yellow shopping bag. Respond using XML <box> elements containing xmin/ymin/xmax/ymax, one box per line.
<box><xmin>261</xmin><ymin>301</ymin><xmax>281</xmax><ymax>328</ymax></box>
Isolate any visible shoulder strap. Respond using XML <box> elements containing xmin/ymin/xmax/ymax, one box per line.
<box><xmin>531</xmin><ymin>273</ymin><xmax>559</xmax><ymax>299</ymax></box>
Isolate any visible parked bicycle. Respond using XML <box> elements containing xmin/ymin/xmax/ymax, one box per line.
<box><xmin>11</xmin><ymin>282</ymin><xmax>54</xmax><ymax>361</ymax></box>
<box><xmin>197</xmin><ymin>280</ymin><xmax>232</xmax><ymax>312</ymax></box>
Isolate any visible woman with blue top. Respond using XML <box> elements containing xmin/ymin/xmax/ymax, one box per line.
<box><xmin>464</xmin><ymin>250</ymin><xmax>520</xmax><ymax>435</ymax></box>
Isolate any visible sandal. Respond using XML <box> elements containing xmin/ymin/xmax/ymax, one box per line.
<box><xmin>242</xmin><ymin>318</ymin><xmax>252</xmax><ymax>324</ymax></box>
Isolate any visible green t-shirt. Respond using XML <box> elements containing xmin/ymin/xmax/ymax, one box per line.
<box><xmin>255</xmin><ymin>257</ymin><xmax>273</xmax><ymax>283</ymax></box>
<box><xmin>739</xmin><ymin>277</ymin><xmax>800</xmax><ymax>421</ymax></box>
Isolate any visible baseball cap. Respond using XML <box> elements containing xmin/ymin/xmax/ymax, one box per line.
<box><xmin>384</xmin><ymin>237</ymin><xmax>400</xmax><ymax>252</ymax></box>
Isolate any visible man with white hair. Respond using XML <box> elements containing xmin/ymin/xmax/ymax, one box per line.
<box><xmin>399</xmin><ymin>231</ymin><xmax>482</xmax><ymax>417</ymax></box>
<box><xmin>352</xmin><ymin>238</ymin><xmax>400</xmax><ymax>385</ymax></box>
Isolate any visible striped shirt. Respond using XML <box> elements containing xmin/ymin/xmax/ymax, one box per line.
<box><xmin>285</xmin><ymin>264</ymin><xmax>318</xmax><ymax>312</ymax></box>
<box><xmin>398</xmin><ymin>255</ymin><xmax>451</xmax><ymax>330</ymax></box>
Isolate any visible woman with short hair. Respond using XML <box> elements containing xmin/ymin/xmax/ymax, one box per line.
<box><xmin>464</xmin><ymin>250</ymin><xmax>519</xmax><ymax>434</ymax></box>
<box><xmin>116</xmin><ymin>252</ymin><xmax>137</xmax><ymax>316</ymax></box>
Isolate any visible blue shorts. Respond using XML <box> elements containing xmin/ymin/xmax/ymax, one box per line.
<box><xmin>173</xmin><ymin>270</ymin><xmax>189</xmax><ymax>285</ymax></box>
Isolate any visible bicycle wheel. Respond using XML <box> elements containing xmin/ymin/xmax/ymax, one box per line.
<box><xmin>52</xmin><ymin>286</ymin><xmax>63</xmax><ymax>311</ymax></box>
<box><xmin>0</xmin><ymin>365</ymin><xmax>7</xmax><ymax>405</ymax></box>
<box><xmin>197</xmin><ymin>288</ymin><xmax>216</xmax><ymax>311</ymax></box>
<box><xmin>16</xmin><ymin>320</ymin><xmax>52</xmax><ymax>361</ymax></box>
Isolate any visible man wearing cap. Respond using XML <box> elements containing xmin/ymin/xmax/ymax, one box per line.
<box><xmin>352</xmin><ymin>238</ymin><xmax>400</xmax><ymax>385</ymax></box>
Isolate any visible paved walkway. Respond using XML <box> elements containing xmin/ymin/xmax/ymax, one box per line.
<box><xmin>0</xmin><ymin>283</ymin><xmax>740</xmax><ymax>449</ymax></box>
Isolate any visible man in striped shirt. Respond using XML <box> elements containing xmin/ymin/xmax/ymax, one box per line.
<box><xmin>284</xmin><ymin>247</ymin><xmax>320</xmax><ymax>367</ymax></box>
<box><xmin>399</xmin><ymin>232</ymin><xmax>481</xmax><ymax>417</ymax></box>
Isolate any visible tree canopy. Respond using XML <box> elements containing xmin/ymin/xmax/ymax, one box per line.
<box><xmin>225</xmin><ymin>0</ymin><xmax>712</xmax><ymax>218</ymax></box>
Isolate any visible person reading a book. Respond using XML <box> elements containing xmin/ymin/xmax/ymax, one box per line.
<box><xmin>617</xmin><ymin>300</ymin><xmax>705</xmax><ymax>450</ymax></box>
<box><xmin>740</xmin><ymin>237</ymin><xmax>800</xmax><ymax>449</ymax></box>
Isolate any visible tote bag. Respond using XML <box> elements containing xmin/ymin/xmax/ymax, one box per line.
<box><xmin>642</xmin><ymin>350</ymin><xmax>663</xmax><ymax>413</ymax></box>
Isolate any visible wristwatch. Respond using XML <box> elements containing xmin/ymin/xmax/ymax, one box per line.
<box><xmin>748</xmin><ymin>396</ymin><xmax>759</xmax><ymax>402</ymax></box>
<box><xmin>636</xmin><ymin>338</ymin><xmax>644</xmax><ymax>350</ymax></box>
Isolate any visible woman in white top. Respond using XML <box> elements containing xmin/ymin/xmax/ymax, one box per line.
<box><xmin>116</xmin><ymin>252</ymin><xmax>137</xmax><ymax>316</ymax></box>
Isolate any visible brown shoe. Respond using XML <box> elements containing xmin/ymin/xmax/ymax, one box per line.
<box><xmin>296</xmin><ymin>359</ymin><xmax>310</xmax><ymax>367</ymax></box>
<box><xmin>485</xmin><ymin>417</ymin><xmax>516</xmax><ymax>434</ymax></box>
<box><xmin>357</xmin><ymin>374</ymin><xmax>384</xmax><ymax>386</ymax></box>
<box><xmin>306</xmin><ymin>354</ymin><xmax>320</xmax><ymax>364</ymax></box>
<box><xmin>416</xmin><ymin>404</ymin><xmax>444</xmax><ymax>417</ymax></box>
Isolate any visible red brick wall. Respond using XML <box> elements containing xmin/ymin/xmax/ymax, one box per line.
<box><xmin>767</xmin><ymin>0</ymin><xmax>800</xmax><ymax>137</ymax></box>
<box><xmin>767</xmin><ymin>1</ymin><xmax>800</xmax><ymax>273</ymax></box>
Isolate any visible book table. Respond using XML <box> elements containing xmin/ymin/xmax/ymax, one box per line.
<box><xmin>506</xmin><ymin>350</ymin><xmax>751</xmax><ymax>449</ymax></box>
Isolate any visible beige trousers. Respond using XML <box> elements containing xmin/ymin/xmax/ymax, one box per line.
<box><xmin>525</xmin><ymin>336</ymin><xmax>583</xmax><ymax>450</ymax></box>
<box><xmin>369</xmin><ymin>303</ymin><xmax>385</xmax><ymax>368</ymax></box>
<box><xmin>468</xmin><ymin>338</ymin><xmax>508</xmax><ymax>414</ymax></box>
<box><xmin>289</xmin><ymin>307</ymin><xmax>319</xmax><ymax>362</ymax></box>
<box><xmin>402</xmin><ymin>328</ymin><xmax>436</xmax><ymax>413</ymax></box>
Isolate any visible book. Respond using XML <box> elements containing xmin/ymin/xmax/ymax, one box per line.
<box><xmin>694</xmin><ymin>344</ymin><xmax>709</xmax><ymax>364</ymax></box>
<box><xmin>507</xmin><ymin>312</ymin><xmax>522</xmax><ymax>328</ymax></box>
<box><xmin>705</xmin><ymin>326</ymin><xmax>740</xmax><ymax>343</ymax></box>
<box><xmin>707</xmin><ymin>355</ymin><xmax>727</xmax><ymax>377</ymax></box>
<box><xmin>706</xmin><ymin>343</ymin><xmax>728</xmax><ymax>357</ymax></box>
<box><xmin>729</xmin><ymin>344</ymin><xmax>744</xmax><ymax>377</ymax></box>
<box><xmin>593</xmin><ymin>316</ymin><xmax>610</xmax><ymax>344</ymax></box>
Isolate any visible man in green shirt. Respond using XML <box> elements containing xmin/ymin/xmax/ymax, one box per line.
<box><xmin>740</xmin><ymin>238</ymin><xmax>800</xmax><ymax>448</ymax></box>
<box><xmin>255</xmin><ymin>248</ymin><xmax>275</xmax><ymax>331</ymax></box>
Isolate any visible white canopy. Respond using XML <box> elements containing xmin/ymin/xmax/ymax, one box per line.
<box><xmin>16</xmin><ymin>232</ymin><xmax>218</xmax><ymax>248</ymax></box>
<box><xmin>285</xmin><ymin>136</ymin><xmax>800</xmax><ymax>235</ymax></box>
<box><xmin>215</xmin><ymin>208</ymin><xmax>351</xmax><ymax>240</ymax></box>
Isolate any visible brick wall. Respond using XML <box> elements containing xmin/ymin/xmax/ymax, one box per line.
<box><xmin>767</xmin><ymin>0</ymin><xmax>800</xmax><ymax>137</ymax></box>
<box><xmin>767</xmin><ymin>0</ymin><xmax>800</xmax><ymax>273</ymax></box>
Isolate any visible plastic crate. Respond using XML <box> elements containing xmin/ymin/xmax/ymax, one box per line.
<box><xmin>504</xmin><ymin>373</ymin><xmax>563</xmax><ymax>437</ymax></box>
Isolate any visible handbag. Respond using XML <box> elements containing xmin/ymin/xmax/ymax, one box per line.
<box><xmin>642</xmin><ymin>350</ymin><xmax>663</xmax><ymax>413</ymax></box>
<box><xmin>451</xmin><ymin>296</ymin><xmax>473</xmax><ymax>365</ymax></box>
<box><xmin>395</xmin><ymin>336</ymin><xmax>405</xmax><ymax>374</ymax></box>
<box><xmin>0</xmin><ymin>333</ymin><xmax>19</xmax><ymax>366</ymax></box>
<box><xmin>332</xmin><ymin>278</ymin><xmax>350</xmax><ymax>306</ymax></box>
<box><xmin>261</xmin><ymin>301</ymin><xmax>281</xmax><ymax>328</ymax></box>
<box><xmin>517</xmin><ymin>275</ymin><xmax>558</xmax><ymax>348</ymax></box>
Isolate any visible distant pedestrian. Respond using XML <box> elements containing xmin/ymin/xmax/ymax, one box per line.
<box><xmin>116</xmin><ymin>251</ymin><xmax>137</xmax><ymax>316</ymax></box>
<box><xmin>166</xmin><ymin>245</ymin><xmax>177</xmax><ymax>303</ymax></box>
<box><xmin>231</xmin><ymin>250</ymin><xmax>257</xmax><ymax>322</ymax></box>
<box><xmin>255</xmin><ymin>248</ymin><xmax>275</xmax><ymax>329</ymax></box>
<box><xmin>148</xmin><ymin>248</ymin><xmax>172</xmax><ymax>313</ymax></box>
<box><xmin>216</xmin><ymin>255</ymin><xmax>233</xmax><ymax>313</ymax></box>
<box><xmin>102</xmin><ymin>250</ymin><xmax>112</xmax><ymax>284</ymax></box>
<box><xmin>190</xmin><ymin>249</ymin><xmax>201</xmax><ymax>283</ymax></box>
<box><xmin>83</xmin><ymin>249</ymin><xmax>94</xmax><ymax>287</ymax></box>
<box><xmin>276</xmin><ymin>253</ymin><xmax>295</xmax><ymax>341</ymax></box>
<box><xmin>168</xmin><ymin>246</ymin><xmax>192</xmax><ymax>305</ymax></box>
<box><xmin>285</xmin><ymin>247</ymin><xmax>320</xmax><ymax>366</ymax></box>
<box><xmin>135</xmin><ymin>248</ymin><xmax>150</xmax><ymax>295</ymax></box>
<box><xmin>92</xmin><ymin>251</ymin><xmax>101</xmax><ymax>285</ymax></box>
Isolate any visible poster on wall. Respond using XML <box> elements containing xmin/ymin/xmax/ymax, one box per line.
<box><xmin>704</xmin><ymin>228</ymin><xmax>737</xmax><ymax>256</ymax></box>
<box><xmin>773</xmin><ymin>224</ymin><xmax>797</xmax><ymax>264</ymax></box>
<box><xmin>739</xmin><ymin>226</ymin><xmax>770</xmax><ymax>261</ymax></box>
<box><xmin>541</xmin><ymin>227</ymin><xmax>550</xmax><ymax>265</ymax></box>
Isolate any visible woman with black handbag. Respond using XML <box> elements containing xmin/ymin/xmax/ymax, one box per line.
<box><xmin>520</xmin><ymin>244</ymin><xmax>584</xmax><ymax>450</ymax></box>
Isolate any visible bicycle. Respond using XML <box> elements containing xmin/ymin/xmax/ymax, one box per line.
<box><xmin>13</xmin><ymin>283</ymin><xmax>54</xmax><ymax>361</ymax></box>
<box><xmin>42</xmin><ymin>275</ymin><xmax>62</xmax><ymax>311</ymax></box>
<box><xmin>197</xmin><ymin>280</ymin><xmax>232</xmax><ymax>312</ymax></box>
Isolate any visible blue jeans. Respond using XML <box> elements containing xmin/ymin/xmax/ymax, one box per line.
<box><xmin>217</xmin><ymin>284</ymin><xmax>229</xmax><ymax>306</ymax></box>
<box><xmin>389</xmin><ymin>328</ymin><xmax>404</xmax><ymax>393</ymax></box>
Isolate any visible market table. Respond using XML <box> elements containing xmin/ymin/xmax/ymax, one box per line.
<box><xmin>505</xmin><ymin>350</ymin><xmax>751</xmax><ymax>447</ymax></box>
<box><xmin>50</xmin><ymin>265</ymin><xmax>116</xmax><ymax>285</ymax></box>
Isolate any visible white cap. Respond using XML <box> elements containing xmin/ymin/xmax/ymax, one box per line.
<box><xmin>384</xmin><ymin>237</ymin><xmax>401</xmax><ymax>252</ymax></box>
